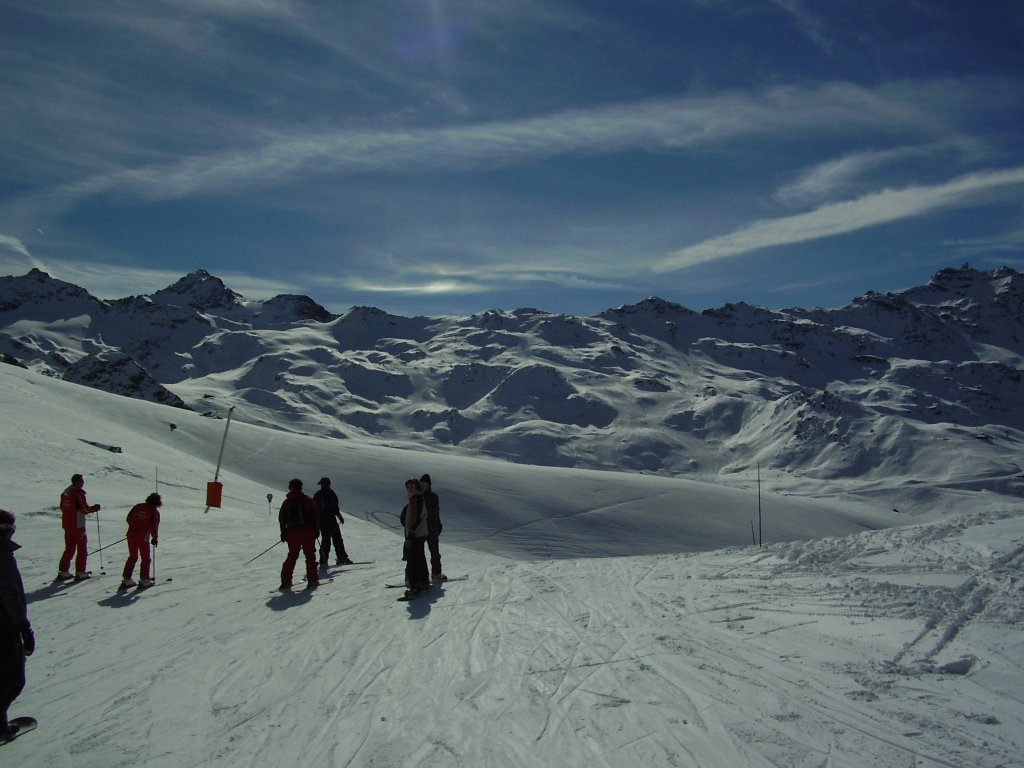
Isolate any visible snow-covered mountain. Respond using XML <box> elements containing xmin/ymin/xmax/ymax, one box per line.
<box><xmin>2</xmin><ymin>264</ymin><xmax>1022</xmax><ymax>516</ymax></box>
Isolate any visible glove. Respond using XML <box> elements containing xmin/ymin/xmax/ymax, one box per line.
<box><xmin>21</xmin><ymin>625</ymin><xmax>35</xmax><ymax>657</ymax></box>
<box><xmin>339</xmin><ymin>516</ymin><xmax>345</xmax><ymax>525</ymax></box>
<box><xmin>90</xmin><ymin>504</ymin><xmax>101</xmax><ymax>513</ymax></box>
<box><xmin>151</xmin><ymin>537</ymin><xmax>158</xmax><ymax>547</ymax></box>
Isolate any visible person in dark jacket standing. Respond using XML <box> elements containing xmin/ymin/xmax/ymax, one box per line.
<box><xmin>313</xmin><ymin>478</ymin><xmax>352</xmax><ymax>569</ymax></box>
<box><xmin>401</xmin><ymin>478</ymin><xmax>430</xmax><ymax>598</ymax></box>
<box><xmin>1</xmin><ymin>509</ymin><xmax>35</xmax><ymax>742</ymax></box>
<box><xmin>419</xmin><ymin>474</ymin><xmax>446</xmax><ymax>582</ymax></box>
<box><xmin>278</xmin><ymin>479</ymin><xmax>319</xmax><ymax>590</ymax></box>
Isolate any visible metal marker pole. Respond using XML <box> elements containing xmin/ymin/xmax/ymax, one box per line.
<box><xmin>205</xmin><ymin>405</ymin><xmax>236</xmax><ymax>513</ymax></box>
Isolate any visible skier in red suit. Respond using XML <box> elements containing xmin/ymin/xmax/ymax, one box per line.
<box><xmin>278</xmin><ymin>479</ymin><xmax>320</xmax><ymax>590</ymax></box>
<box><xmin>121</xmin><ymin>493</ymin><xmax>162</xmax><ymax>589</ymax></box>
<box><xmin>56</xmin><ymin>474</ymin><xmax>100</xmax><ymax>581</ymax></box>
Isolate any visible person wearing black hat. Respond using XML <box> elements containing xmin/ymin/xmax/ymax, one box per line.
<box><xmin>419</xmin><ymin>474</ymin><xmax>446</xmax><ymax>582</ymax></box>
<box><xmin>313</xmin><ymin>478</ymin><xmax>352</xmax><ymax>568</ymax></box>
<box><xmin>0</xmin><ymin>509</ymin><xmax>35</xmax><ymax>742</ymax></box>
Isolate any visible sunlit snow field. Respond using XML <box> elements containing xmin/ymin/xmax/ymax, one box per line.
<box><xmin>3</xmin><ymin>365</ymin><xmax>1022</xmax><ymax>768</ymax></box>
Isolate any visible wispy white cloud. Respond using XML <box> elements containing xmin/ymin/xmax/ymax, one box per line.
<box><xmin>768</xmin><ymin>0</ymin><xmax>836</xmax><ymax>56</ymax></box>
<box><xmin>944</xmin><ymin>228</ymin><xmax>1024</xmax><ymax>257</ymax></box>
<box><xmin>344</xmin><ymin>277</ymin><xmax>492</xmax><ymax>295</ymax></box>
<box><xmin>656</xmin><ymin>165</ymin><xmax>1024</xmax><ymax>272</ymax></box>
<box><xmin>44</xmin><ymin>81</ymin><xmax>939</xmax><ymax>207</ymax></box>
<box><xmin>774</xmin><ymin>145</ymin><xmax>939</xmax><ymax>206</ymax></box>
<box><xmin>0</xmin><ymin>235</ymin><xmax>34</xmax><ymax>261</ymax></box>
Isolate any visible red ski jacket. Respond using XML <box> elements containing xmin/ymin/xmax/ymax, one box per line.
<box><xmin>126</xmin><ymin>502</ymin><xmax>161</xmax><ymax>543</ymax></box>
<box><xmin>60</xmin><ymin>485</ymin><xmax>94</xmax><ymax>530</ymax></box>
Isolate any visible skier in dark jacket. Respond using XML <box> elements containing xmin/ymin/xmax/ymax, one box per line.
<box><xmin>278</xmin><ymin>479</ymin><xmax>319</xmax><ymax>590</ymax></box>
<box><xmin>419</xmin><ymin>474</ymin><xmax>446</xmax><ymax>582</ymax></box>
<box><xmin>313</xmin><ymin>478</ymin><xmax>352</xmax><ymax>569</ymax></box>
<box><xmin>0</xmin><ymin>509</ymin><xmax>35</xmax><ymax>742</ymax></box>
<box><xmin>401</xmin><ymin>478</ymin><xmax>430</xmax><ymax>598</ymax></box>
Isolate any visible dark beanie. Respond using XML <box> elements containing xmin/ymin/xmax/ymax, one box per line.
<box><xmin>419</xmin><ymin>473</ymin><xmax>431</xmax><ymax>485</ymax></box>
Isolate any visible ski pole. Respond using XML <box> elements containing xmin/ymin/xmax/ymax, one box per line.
<box><xmin>243</xmin><ymin>540</ymin><xmax>282</xmax><ymax>566</ymax></box>
<box><xmin>95</xmin><ymin>508</ymin><xmax>105</xmax><ymax>575</ymax></box>
<box><xmin>89</xmin><ymin>536</ymin><xmax>126</xmax><ymax>556</ymax></box>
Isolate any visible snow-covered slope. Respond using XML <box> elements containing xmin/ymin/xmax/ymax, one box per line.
<box><xmin>3</xmin><ymin>356</ymin><xmax>1022</xmax><ymax>767</ymax></box>
<box><xmin>2</xmin><ymin>264</ymin><xmax>1022</xmax><ymax>520</ymax></box>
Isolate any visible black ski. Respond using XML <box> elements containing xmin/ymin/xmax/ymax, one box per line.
<box><xmin>1</xmin><ymin>716</ymin><xmax>37</xmax><ymax>745</ymax></box>
<box><xmin>117</xmin><ymin>577</ymin><xmax>172</xmax><ymax>592</ymax></box>
<box><xmin>386</xmin><ymin>575</ymin><xmax>466</xmax><ymax>589</ymax></box>
<box><xmin>271</xmin><ymin>578</ymin><xmax>333</xmax><ymax>594</ymax></box>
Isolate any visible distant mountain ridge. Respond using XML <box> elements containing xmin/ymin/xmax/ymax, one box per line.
<box><xmin>2</xmin><ymin>264</ymin><xmax>1022</xmax><ymax>511</ymax></box>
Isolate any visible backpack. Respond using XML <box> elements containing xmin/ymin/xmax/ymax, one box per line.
<box><xmin>281</xmin><ymin>496</ymin><xmax>313</xmax><ymax>529</ymax></box>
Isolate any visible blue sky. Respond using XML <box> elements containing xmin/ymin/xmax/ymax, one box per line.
<box><xmin>2</xmin><ymin>1</ymin><xmax>1023</xmax><ymax>317</ymax></box>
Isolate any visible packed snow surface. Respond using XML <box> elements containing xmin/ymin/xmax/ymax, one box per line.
<box><xmin>3</xmin><ymin>365</ymin><xmax>1022</xmax><ymax>767</ymax></box>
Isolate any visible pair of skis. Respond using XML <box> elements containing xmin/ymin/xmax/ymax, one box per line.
<box><xmin>116</xmin><ymin>577</ymin><xmax>172</xmax><ymax>592</ymax></box>
<box><xmin>388</xmin><ymin>575</ymin><xmax>467</xmax><ymax>601</ymax></box>
<box><xmin>269</xmin><ymin>577</ymin><xmax>334</xmax><ymax>594</ymax></box>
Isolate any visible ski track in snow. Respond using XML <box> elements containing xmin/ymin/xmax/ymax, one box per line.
<box><xmin>12</xmin><ymin>512</ymin><xmax>1024</xmax><ymax>768</ymax></box>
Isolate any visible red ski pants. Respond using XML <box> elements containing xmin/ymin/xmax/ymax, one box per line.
<box><xmin>58</xmin><ymin>527</ymin><xmax>88</xmax><ymax>574</ymax></box>
<box><xmin>122</xmin><ymin>534</ymin><xmax>152</xmax><ymax>581</ymax></box>
<box><xmin>281</xmin><ymin>528</ymin><xmax>318</xmax><ymax>586</ymax></box>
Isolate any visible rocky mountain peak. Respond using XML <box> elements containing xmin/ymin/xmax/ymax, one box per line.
<box><xmin>151</xmin><ymin>268</ymin><xmax>245</xmax><ymax>312</ymax></box>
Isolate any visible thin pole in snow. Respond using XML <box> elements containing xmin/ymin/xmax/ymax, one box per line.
<box><xmin>95</xmin><ymin>508</ymin><xmax>105</xmax><ymax>574</ymax></box>
<box><xmin>757</xmin><ymin>462</ymin><xmax>763</xmax><ymax>548</ymax></box>
<box><xmin>204</xmin><ymin>405</ymin><xmax>236</xmax><ymax>514</ymax></box>
<box><xmin>212</xmin><ymin>405</ymin><xmax>236</xmax><ymax>484</ymax></box>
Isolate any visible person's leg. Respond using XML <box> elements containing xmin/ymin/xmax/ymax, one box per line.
<box><xmin>0</xmin><ymin>633</ymin><xmax>26</xmax><ymax>737</ymax></box>
<box><xmin>281</xmin><ymin>533</ymin><xmax>301</xmax><ymax>586</ymax></box>
<box><xmin>412</xmin><ymin>538</ymin><xmax>429</xmax><ymax>591</ymax></box>
<box><xmin>139</xmin><ymin>541</ymin><xmax>152</xmax><ymax>581</ymax></box>
<box><xmin>333</xmin><ymin>528</ymin><xmax>348</xmax><ymax>561</ymax></box>
<box><xmin>319</xmin><ymin>530</ymin><xmax>331</xmax><ymax>565</ymax></box>
<box><xmin>58</xmin><ymin>528</ymin><xmax>77</xmax><ymax>574</ymax></box>
<box><xmin>74</xmin><ymin>528</ymin><xmax>89</xmax><ymax>575</ymax></box>
<box><xmin>428</xmin><ymin>534</ymin><xmax>442</xmax><ymax>577</ymax></box>
<box><xmin>123</xmin><ymin>538</ymin><xmax>140</xmax><ymax>580</ymax></box>
<box><xmin>302</xmin><ymin>531</ymin><xmax>318</xmax><ymax>584</ymax></box>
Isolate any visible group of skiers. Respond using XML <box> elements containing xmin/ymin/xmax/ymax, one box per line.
<box><xmin>275</xmin><ymin>476</ymin><xmax>355</xmax><ymax>590</ymax></box>
<box><xmin>400</xmin><ymin>474</ymin><xmax>445</xmax><ymax>599</ymax></box>
<box><xmin>54</xmin><ymin>474</ymin><xmax>162</xmax><ymax>589</ymax></box>
<box><xmin>52</xmin><ymin>470</ymin><xmax>447</xmax><ymax>595</ymax></box>
<box><xmin>276</xmin><ymin>472</ymin><xmax>445</xmax><ymax>601</ymax></box>
<box><xmin>0</xmin><ymin>469</ymin><xmax>448</xmax><ymax>741</ymax></box>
